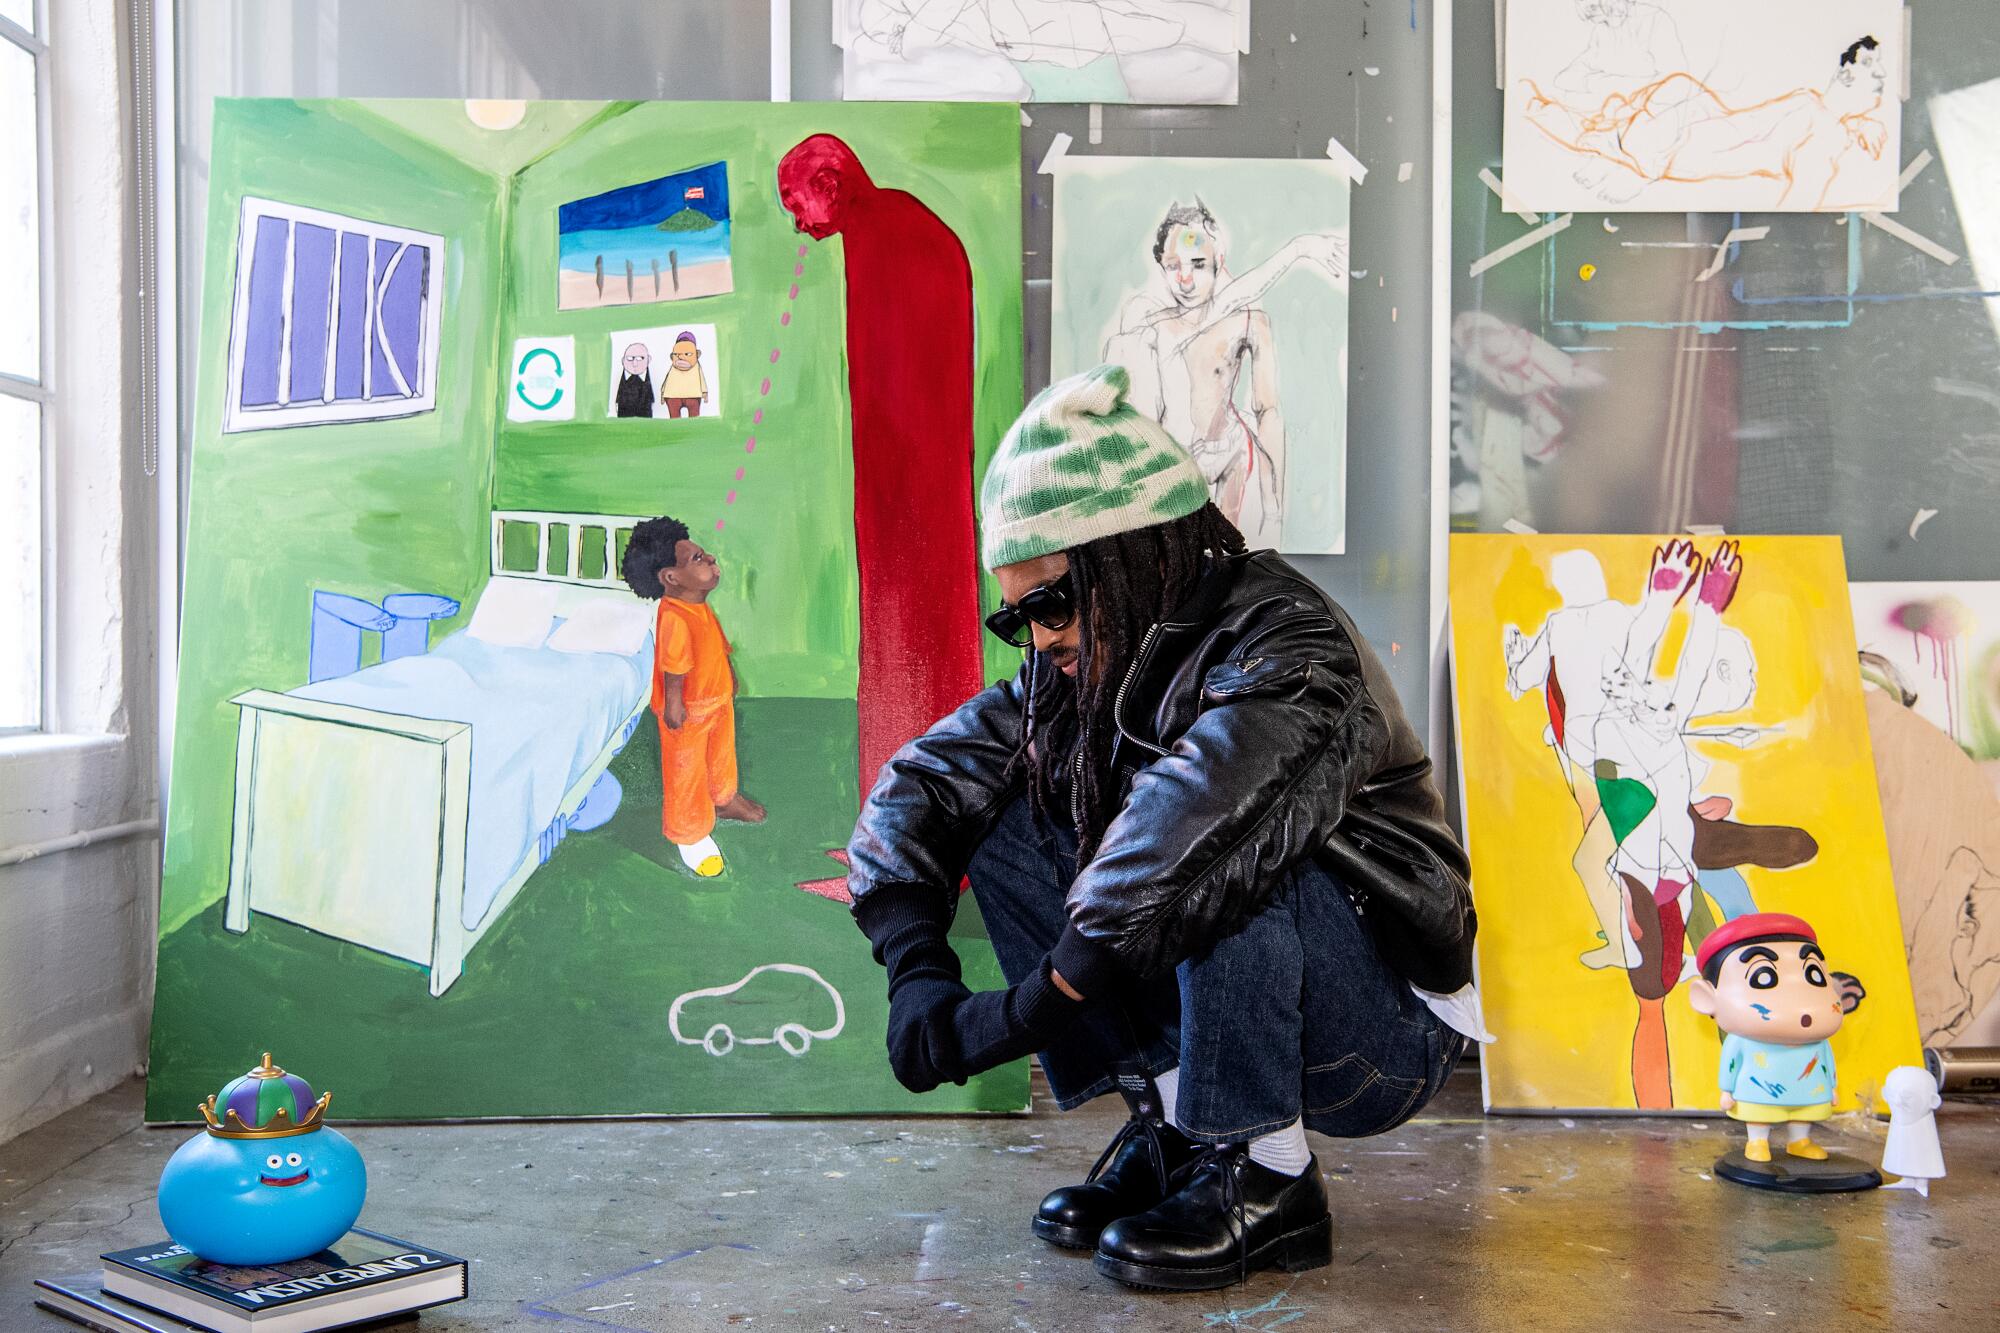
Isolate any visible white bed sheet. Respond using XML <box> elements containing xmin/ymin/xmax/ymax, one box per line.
<box><xmin>291</xmin><ymin>627</ymin><xmax>652</xmax><ymax>929</ymax></box>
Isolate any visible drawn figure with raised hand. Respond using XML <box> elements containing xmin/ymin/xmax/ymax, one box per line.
<box><xmin>1523</xmin><ymin>33</ymin><xmax>1891</xmax><ymax>210</ymax></box>
<box><xmin>1503</xmin><ymin>540</ymin><xmax>1697</xmax><ymax>969</ymax></box>
<box><xmin>660</xmin><ymin>330</ymin><xmax>709</xmax><ymax>418</ymax></box>
<box><xmin>616</xmin><ymin>342</ymin><xmax>656</xmax><ymax>418</ymax></box>
<box><xmin>1101</xmin><ymin>199</ymin><xmax>1347</xmax><ymax>550</ymax></box>
<box><xmin>621</xmin><ymin>516</ymin><xmax>765</xmax><ymax>879</ymax></box>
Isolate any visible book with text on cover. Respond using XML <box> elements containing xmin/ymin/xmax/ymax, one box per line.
<box><xmin>90</xmin><ymin>1227</ymin><xmax>465</xmax><ymax>1332</ymax></box>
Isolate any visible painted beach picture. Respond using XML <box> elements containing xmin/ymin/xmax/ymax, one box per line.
<box><xmin>557</xmin><ymin>160</ymin><xmax>733</xmax><ymax>310</ymax></box>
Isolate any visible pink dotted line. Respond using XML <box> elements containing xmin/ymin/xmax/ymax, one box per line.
<box><xmin>715</xmin><ymin>243</ymin><xmax>809</xmax><ymax>533</ymax></box>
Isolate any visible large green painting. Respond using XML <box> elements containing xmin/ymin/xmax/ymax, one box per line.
<box><xmin>148</xmin><ymin>99</ymin><xmax>1026</xmax><ymax>1120</ymax></box>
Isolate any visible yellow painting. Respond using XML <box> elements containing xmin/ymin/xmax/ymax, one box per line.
<box><xmin>1449</xmin><ymin>534</ymin><xmax>1921</xmax><ymax>1112</ymax></box>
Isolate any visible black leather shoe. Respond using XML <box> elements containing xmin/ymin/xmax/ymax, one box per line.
<box><xmin>1033</xmin><ymin>1115</ymin><xmax>1202</xmax><ymax>1249</ymax></box>
<box><xmin>1093</xmin><ymin>1145</ymin><xmax>1332</xmax><ymax>1290</ymax></box>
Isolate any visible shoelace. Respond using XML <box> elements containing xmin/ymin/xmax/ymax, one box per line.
<box><xmin>1184</xmin><ymin>1144</ymin><xmax>1252</xmax><ymax>1287</ymax></box>
<box><xmin>1083</xmin><ymin>1113</ymin><xmax>1176</xmax><ymax>1197</ymax></box>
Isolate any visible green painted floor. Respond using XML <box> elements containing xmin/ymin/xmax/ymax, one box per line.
<box><xmin>146</xmin><ymin>698</ymin><xmax>1023</xmax><ymax>1122</ymax></box>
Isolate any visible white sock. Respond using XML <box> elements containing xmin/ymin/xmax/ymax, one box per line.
<box><xmin>676</xmin><ymin>835</ymin><xmax>724</xmax><ymax>876</ymax></box>
<box><xmin>1153</xmin><ymin>1068</ymin><xmax>1180</xmax><ymax>1127</ymax></box>
<box><xmin>1246</xmin><ymin>1120</ymin><xmax>1310</xmax><ymax>1177</ymax></box>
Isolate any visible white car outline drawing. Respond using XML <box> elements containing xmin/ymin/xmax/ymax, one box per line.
<box><xmin>667</xmin><ymin>963</ymin><xmax>847</xmax><ymax>1057</ymax></box>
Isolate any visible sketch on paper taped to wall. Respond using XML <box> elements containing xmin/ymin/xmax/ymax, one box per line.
<box><xmin>1451</xmin><ymin>534</ymin><xmax>1922</xmax><ymax>1113</ymax></box>
<box><xmin>669</xmin><ymin>964</ymin><xmax>847</xmax><ymax>1057</ymax></box>
<box><xmin>1502</xmin><ymin>0</ymin><xmax>1903</xmax><ymax>214</ymax></box>
<box><xmin>608</xmin><ymin>325</ymin><xmax>721</xmax><ymax>420</ymax></box>
<box><xmin>1851</xmin><ymin>581</ymin><xmax>2000</xmax><ymax>1047</ymax></box>
<box><xmin>836</xmin><ymin>0</ymin><xmax>1244</xmax><ymax>104</ymax></box>
<box><xmin>558</xmin><ymin>161</ymin><xmax>733</xmax><ymax>310</ymax></box>
<box><xmin>1051</xmin><ymin>156</ymin><xmax>1350</xmax><ymax>553</ymax></box>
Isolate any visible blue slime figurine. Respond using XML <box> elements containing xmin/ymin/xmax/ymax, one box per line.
<box><xmin>157</xmin><ymin>1053</ymin><xmax>366</xmax><ymax>1265</ymax></box>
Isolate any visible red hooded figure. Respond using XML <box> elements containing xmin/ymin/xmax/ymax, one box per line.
<box><xmin>778</xmin><ymin>134</ymin><xmax>986</xmax><ymax>799</ymax></box>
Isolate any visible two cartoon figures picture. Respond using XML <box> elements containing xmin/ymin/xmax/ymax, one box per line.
<box><xmin>616</xmin><ymin>331</ymin><xmax>710</xmax><ymax>419</ymax></box>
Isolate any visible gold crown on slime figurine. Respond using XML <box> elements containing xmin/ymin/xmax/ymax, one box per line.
<box><xmin>198</xmin><ymin>1052</ymin><xmax>334</xmax><ymax>1139</ymax></box>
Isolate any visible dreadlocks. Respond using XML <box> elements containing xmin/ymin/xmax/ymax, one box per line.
<box><xmin>1015</xmin><ymin>501</ymin><xmax>1248</xmax><ymax>863</ymax></box>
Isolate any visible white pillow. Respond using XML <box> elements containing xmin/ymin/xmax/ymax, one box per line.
<box><xmin>546</xmin><ymin>596</ymin><xmax>654</xmax><ymax>656</ymax></box>
<box><xmin>465</xmin><ymin>577</ymin><xmax>559</xmax><ymax>649</ymax></box>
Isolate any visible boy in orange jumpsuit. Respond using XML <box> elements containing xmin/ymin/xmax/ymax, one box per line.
<box><xmin>620</xmin><ymin>516</ymin><xmax>765</xmax><ymax>876</ymax></box>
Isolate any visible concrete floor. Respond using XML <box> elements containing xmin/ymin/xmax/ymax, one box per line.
<box><xmin>4</xmin><ymin>1070</ymin><xmax>1998</xmax><ymax>1332</ymax></box>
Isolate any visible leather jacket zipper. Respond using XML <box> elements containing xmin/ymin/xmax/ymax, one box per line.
<box><xmin>1069</xmin><ymin>739</ymin><xmax>1086</xmax><ymax>829</ymax></box>
<box><xmin>1113</xmin><ymin>622</ymin><xmax>1171</xmax><ymax>758</ymax></box>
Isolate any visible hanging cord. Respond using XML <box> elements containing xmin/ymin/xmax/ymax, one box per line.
<box><xmin>130</xmin><ymin>0</ymin><xmax>159</xmax><ymax>479</ymax></box>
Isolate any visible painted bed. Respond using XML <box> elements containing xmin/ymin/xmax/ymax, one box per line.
<box><xmin>222</xmin><ymin>510</ymin><xmax>655</xmax><ymax>996</ymax></box>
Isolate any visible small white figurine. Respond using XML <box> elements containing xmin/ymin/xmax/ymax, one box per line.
<box><xmin>1880</xmin><ymin>1065</ymin><xmax>1945</xmax><ymax>1196</ymax></box>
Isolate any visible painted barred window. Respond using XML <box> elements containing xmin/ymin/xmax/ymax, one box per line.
<box><xmin>223</xmin><ymin>196</ymin><xmax>443</xmax><ymax>431</ymax></box>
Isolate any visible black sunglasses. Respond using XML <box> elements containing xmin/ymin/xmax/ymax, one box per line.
<box><xmin>984</xmin><ymin>572</ymin><xmax>1076</xmax><ymax>648</ymax></box>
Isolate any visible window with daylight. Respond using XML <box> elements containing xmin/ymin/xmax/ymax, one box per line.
<box><xmin>223</xmin><ymin>196</ymin><xmax>444</xmax><ymax>432</ymax></box>
<box><xmin>0</xmin><ymin>0</ymin><xmax>46</xmax><ymax>731</ymax></box>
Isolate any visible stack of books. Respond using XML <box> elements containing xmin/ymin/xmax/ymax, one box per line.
<box><xmin>34</xmin><ymin>1228</ymin><xmax>467</xmax><ymax>1332</ymax></box>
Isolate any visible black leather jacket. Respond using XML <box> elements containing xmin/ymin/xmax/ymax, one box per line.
<box><xmin>847</xmin><ymin>552</ymin><xmax>1476</xmax><ymax>996</ymax></box>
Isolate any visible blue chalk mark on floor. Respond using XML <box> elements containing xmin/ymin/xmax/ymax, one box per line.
<box><xmin>522</xmin><ymin>1244</ymin><xmax>760</xmax><ymax>1330</ymax></box>
<box><xmin>1203</xmin><ymin>1287</ymin><xmax>1312</xmax><ymax>1329</ymax></box>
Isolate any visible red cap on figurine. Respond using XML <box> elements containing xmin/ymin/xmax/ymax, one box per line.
<box><xmin>1695</xmin><ymin>912</ymin><xmax>1818</xmax><ymax>978</ymax></box>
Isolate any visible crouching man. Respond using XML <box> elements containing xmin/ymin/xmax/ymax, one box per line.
<box><xmin>846</xmin><ymin>365</ymin><xmax>1480</xmax><ymax>1291</ymax></box>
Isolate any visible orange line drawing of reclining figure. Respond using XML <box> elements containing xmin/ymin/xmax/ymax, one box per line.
<box><xmin>1521</xmin><ymin>34</ymin><xmax>1889</xmax><ymax>209</ymax></box>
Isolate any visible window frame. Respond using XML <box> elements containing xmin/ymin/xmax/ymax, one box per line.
<box><xmin>0</xmin><ymin>0</ymin><xmax>52</xmax><ymax>736</ymax></box>
<box><xmin>220</xmin><ymin>195</ymin><xmax>445</xmax><ymax>433</ymax></box>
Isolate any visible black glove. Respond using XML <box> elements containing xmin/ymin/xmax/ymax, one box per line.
<box><xmin>855</xmin><ymin>885</ymin><xmax>1086</xmax><ymax>1092</ymax></box>
<box><xmin>947</xmin><ymin>959</ymin><xmax>1085</xmax><ymax>1078</ymax></box>
<box><xmin>857</xmin><ymin>885</ymin><xmax>972</xmax><ymax>1093</ymax></box>
<box><xmin>886</xmin><ymin>972</ymin><xmax>973</xmax><ymax>1093</ymax></box>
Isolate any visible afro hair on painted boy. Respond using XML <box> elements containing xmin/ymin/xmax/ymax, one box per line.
<box><xmin>621</xmin><ymin>514</ymin><xmax>692</xmax><ymax>600</ymax></box>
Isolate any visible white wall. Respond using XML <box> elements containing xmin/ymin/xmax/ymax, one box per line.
<box><xmin>0</xmin><ymin>0</ymin><xmax>156</xmax><ymax>1146</ymax></box>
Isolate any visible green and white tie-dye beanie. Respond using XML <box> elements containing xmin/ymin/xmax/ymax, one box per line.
<box><xmin>979</xmin><ymin>364</ymin><xmax>1211</xmax><ymax>570</ymax></box>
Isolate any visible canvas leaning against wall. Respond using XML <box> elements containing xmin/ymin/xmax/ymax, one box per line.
<box><xmin>1449</xmin><ymin>534</ymin><xmax>1922</xmax><ymax>1113</ymax></box>
<box><xmin>150</xmin><ymin>98</ymin><xmax>1025</xmax><ymax>1122</ymax></box>
<box><xmin>1850</xmin><ymin>580</ymin><xmax>2000</xmax><ymax>1049</ymax></box>
<box><xmin>1049</xmin><ymin>155</ymin><xmax>1351</xmax><ymax>554</ymax></box>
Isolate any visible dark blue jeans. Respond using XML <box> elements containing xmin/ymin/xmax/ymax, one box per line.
<box><xmin>967</xmin><ymin>795</ymin><xmax>1466</xmax><ymax>1142</ymax></box>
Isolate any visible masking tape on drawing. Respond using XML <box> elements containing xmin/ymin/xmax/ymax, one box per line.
<box><xmin>1324</xmin><ymin>135</ymin><xmax>1367</xmax><ymax>186</ymax></box>
<box><xmin>1036</xmin><ymin>132</ymin><xmax>1072</xmax><ymax>175</ymax></box>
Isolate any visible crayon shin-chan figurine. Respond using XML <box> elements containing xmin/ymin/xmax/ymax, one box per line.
<box><xmin>1688</xmin><ymin>913</ymin><xmax>1880</xmax><ymax>1191</ymax></box>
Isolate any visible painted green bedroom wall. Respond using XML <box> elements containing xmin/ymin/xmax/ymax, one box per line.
<box><xmin>161</xmin><ymin>99</ymin><xmax>1024</xmax><ymax>933</ymax></box>
<box><xmin>161</xmin><ymin>100</ymin><xmax>506</xmax><ymax>933</ymax></box>
<box><xmin>493</xmin><ymin>101</ymin><xmax>1024</xmax><ymax>698</ymax></box>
